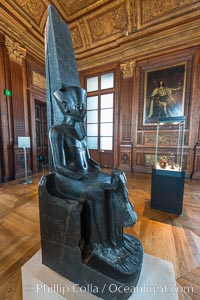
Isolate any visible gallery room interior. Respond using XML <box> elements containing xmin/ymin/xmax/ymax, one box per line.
<box><xmin>0</xmin><ymin>0</ymin><xmax>200</xmax><ymax>299</ymax></box>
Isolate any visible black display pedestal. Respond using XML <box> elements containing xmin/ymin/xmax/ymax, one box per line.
<box><xmin>150</xmin><ymin>168</ymin><xmax>185</xmax><ymax>215</ymax></box>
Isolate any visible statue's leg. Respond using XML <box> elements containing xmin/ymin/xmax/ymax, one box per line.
<box><xmin>111</xmin><ymin>170</ymin><xmax>137</xmax><ymax>227</ymax></box>
<box><xmin>107</xmin><ymin>187</ymin><xmax>124</xmax><ymax>247</ymax></box>
<box><xmin>81</xmin><ymin>171</ymin><xmax>137</xmax><ymax>249</ymax></box>
<box><xmin>83</xmin><ymin>185</ymin><xmax>111</xmax><ymax>247</ymax></box>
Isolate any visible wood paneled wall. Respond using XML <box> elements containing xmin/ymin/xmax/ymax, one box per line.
<box><xmin>130</xmin><ymin>48</ymin><xmax>198</xmax><ymax>178</ymax></box>
<box><xmin>0</xmin><ymin>33</ymin><xmax>46</xmax><ymax>182</ymax></box>
<box><xmin>80</xmin><ymin>47</ymin><xmax>200</xmax><ymax>178</ymax></box>
<box><xmin>0</xmin><ymin>33</ymin><xmax>12</xmax><ymax>182</ymax></box>
<box><xmin>124</xmin><ymin>47</ymin><xmax>200</xmax><ymax>178</ymax></box>
<box><xmin>77</xmin><ymin>0</ymin><xmax>200</xmax><ymax>178</ymax></box>
<box><xmin>190</xmin><ymin>49</ymin><xmax>200</xmax><ymax>179</ymax></box>
<box><xmin>119</xmin><ymin>75</ymin><xmax>134</xmax><ymax>171</ymax></box>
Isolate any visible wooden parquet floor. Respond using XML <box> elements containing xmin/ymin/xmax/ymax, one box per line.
<box><xmin>0</xmin><ymin>171</ymin><xmax>200</xmax><ymax>300</ymax></box>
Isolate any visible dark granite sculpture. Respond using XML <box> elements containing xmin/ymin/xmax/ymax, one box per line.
<box><xmin>39</xmin><ymin>5</ymin><xmax>143</xmax><ymax>300</ymax></box>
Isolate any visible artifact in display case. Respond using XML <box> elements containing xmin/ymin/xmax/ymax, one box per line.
<box><xmin>151</xmin><ymin>116</ymin><xmax>186</xmax><ymax>215</ymax></box>
<box><xmin>155</xmin><ymin>116</ymin><xmax>185</xmax><ymax>172</ymax></box>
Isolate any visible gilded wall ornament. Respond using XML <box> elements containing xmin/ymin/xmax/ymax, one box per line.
<box><xmin>26</xmin><ymin>0</ymin><xmax>46</xmax><ymax>16</ymax></box>
<box><xmin>90</xmin><ymin>16</ymin><xmax>105</xmax><ymax>40</ymax></box>
<box><xmin>89</xmin><ymin>4</ymin><xmax>127</xmax><ymax>41</ymax></box>
<box><xmin>141</xmin><ymin>0</ymin><xmax>196</xmax><ymax>23</ymax></box>
<box><xmin>144</xmin><ymin>154</ymin><xmax>155</xmax><ymax>166</ymax></box>
<box><xmin>121</xmin><ymin>152</ymin><xmax>130</xmax><ymax>164</ymax></box>
<box><xmin>144</xmin><ymin>134</ymin><xmax>156</xmax><ymax>145</ymax></box>
<box><xmin>111</xmin><ymin>6</ymin><xmax>127</xmax><ymax>31</ymax></box>
<box><xmin>71</xmin><ymin>27</ymin><xmax>83</xmax><ymax>49</ymax></box>
<box><xmin>32</xmin><ymin>71</ymin><xmax>46</xmax><ymax>89</ymax></box>
<box><xmin>120</xmin><ymin>60</ymin><xmax>136</xmax><ymax>79</ymax></box>
<box><xmin>143</xmin><ymin>132</ymin><xmax>178</xmax><ymax>146</ymax></box>
<box><xmin>5</xmin><ymin>36</ymin><xmax>26</xmax><ymax>65</ymax></box>
<box><xmin>16</xmin><ymin>0</ymin><xmax>29</xmax><ymax>5</ymax></box>
<box><xmin>16</xmin><ymin>0</ymin><xmax>46</xmax><ymax>24</ymax></box>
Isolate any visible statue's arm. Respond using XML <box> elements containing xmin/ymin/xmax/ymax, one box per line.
<box><xmin>89</xmin><ymin>157</ymin><xmax>100</xmax><ymax>170</ymax></box>
<box><xmin>50</xmin><ymin>127</ymin><xmax>85</xmax><ymax>180</ymax></box>
<box><xmin>86</xmin><ymin>148</ymin><xmax>100</xmax><ymax>171</ymax></box>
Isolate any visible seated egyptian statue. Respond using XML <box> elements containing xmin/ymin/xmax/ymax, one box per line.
<box><xmin>39</xmin><ymin>85</ymin><xmax>143</xmax><ymax>300</ymax></box>
<box><xmin>39</xmin><ymin>5</ymin><xmax>143</xmax><ymax>299</ymax></box>
<box><xmin>51</xmin><ymin>85</ymin><xmax>136</xmax><ymax>241</ymax></box>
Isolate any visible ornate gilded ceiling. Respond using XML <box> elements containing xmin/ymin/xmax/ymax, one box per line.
<box><xmin>0</xmin><ymin>0</ymin><xmax>200</xmax><ymax>69</ymax></box>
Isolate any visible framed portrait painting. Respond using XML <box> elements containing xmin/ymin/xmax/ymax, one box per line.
<box><xmin>143</xmin><ymin>62</ymin><xmax>187</xmax><ymax>125</ymax></box>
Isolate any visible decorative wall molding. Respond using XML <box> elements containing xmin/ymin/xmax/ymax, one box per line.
<box><xmin>119</xmin><ymin>144</ymin><xmax>132</xmax><ymax>170</ymax></box>
<box><xmin>124</xmin><ymin>20</ymin><xmax>200</xmax><ymax>59</ymax></box>
<box><xmin>140</xmin><ymin>0</ymin><xmax>198</xmax><ymax>24</ymax></box>
<box><xmin>89</xmin><ymin>4</ymin><xmax>127</xmax><ymax>42</ymax></box>
<box><xmin>32</xmin><ymin>71</ymin><xmax>46</xmax><ymax>89</ymax></box>
<box><xmin>120</xmin><ymin>60</ymin><xmax>136</xmax><ymax>79</ymax></box>
<box><xmin>5</xmin><ymin>36</ymin><xmax>26</xmax><ymax>64</ymax></box>
<box><xmin>13</xmin><ymin>0</ymin><xmax>46</xmax><ymax>26</ymax></box>
<box><xmin>143</xmin><ymin>133</ymin><xmax>179</xmax><ymax>147</ymax></box>
<box><xmin>71</xmin><ymin>26</ymin><xmax>83</xmax><ymax>49</ymax></box>
<box><xmin>144</xmin><ymin>154</ymin><xmax>155</xmax><ymax>166</ymax></box>
<box><xmin>121</xmin><ymin>124</ymin><xmax>132</xmax><ymax>140</ymax></box>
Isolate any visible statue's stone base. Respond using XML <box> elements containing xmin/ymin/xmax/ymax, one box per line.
<box><xmin>39</xmin><ymin>174</ymin><xmax>143</xmax><ymax>300</ymax></box>
<box><xmin>22</xmin><ymin>250</ymin><xmax>178</xmax><ymax>300</ymax></box>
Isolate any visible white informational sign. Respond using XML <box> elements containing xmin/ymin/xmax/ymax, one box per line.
<box><xmin>18</xmin><ymin>136</ymin><xmax>32</xmax><ymax>184</ymax></box>
<box><xmin>18</xmin><ymin>137</ymin><xmax>31</xmax><ymax>148</ymax></box>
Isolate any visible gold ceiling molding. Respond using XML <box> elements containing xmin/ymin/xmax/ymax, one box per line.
<box><xmin>0</xmin><ymin>6</ymin><xmax>28</xmax><ymax>36</ymax></box>
<box><xmin>5</xmin><ymin>36</ymin><xmax>26</xmax><ymax>65</ymax></box>
<box><xmin>1</xmin><ymin>0</ymin><xmax>33</xmax><ymax>28</ymax></box>
<box><xmin>19</xmin><ymin>31</ymin><xmax>44</xmax><ymax>62</ymax></box>
<box><xmin>125</xmin><ymin>0</ymin><xmax>135</xmax><ymax>34</ymax></box>
<box><xmin>54</xmin><ymin>0</ymin><xmax>112</xmax><ymax>21</ymax></box>
<box><xmin>76</xmin><ymin>18</ymin><xmax>91</xmax><ymax>51</ymax></box>
<box><xmin>120</xmin><ymin>60</ymin><xmax>136</xmax><ymax>79</ymax></box>
<box><xmin>78</xmin><ymin>18</ymin><xmax>200</xmax><ymax>71</ymax></box>
<box><xmin>63</xmin><ymin>0</ymin><xmax>99</xmax><ymax>17</ymax></box>
<box><xmin>124</xmin><ymin>19</ymin><xmax>200</xmax><ymax>59</ymax></box>
<box><xmin>32</xmin><ymin>71</ymin><xmax>46</xmax><ymax>89</ymax></box>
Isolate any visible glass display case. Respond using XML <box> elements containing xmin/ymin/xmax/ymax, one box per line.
<box><xmin>151</xmin><ymin>116</ymin><xmax>186</xmax><ymax>215</ymax></box>
<box><xmin>155</xmin><ymin>116</ymin><xmax>185</xmax><ymax>172</ymax></box>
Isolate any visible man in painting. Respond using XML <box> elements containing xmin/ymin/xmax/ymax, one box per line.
<box><xmin>147</xmin><ymin>79</ymin><xmax>182</xmax><ymax>120</ymax></box>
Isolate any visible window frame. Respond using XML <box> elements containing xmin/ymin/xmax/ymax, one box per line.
<box><xmin>85</xmin><ymin>71</ymin><xmax>115</xmax><ymax>151</ymax></box>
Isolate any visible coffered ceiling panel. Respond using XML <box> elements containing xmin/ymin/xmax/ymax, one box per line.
<box><xmin>15</xmin><ymin>0</ymin><xmax>46</xmax><ymax>26</ymax></box>
<box><xmin>141</xmin><ymin>0</ymin><xmax>198</xmax><ymax>23</ymax></box>
<box><xmin>138</xmin><ymin>0</ymin><xmax>200</xmax><ymax>28</ymax></box>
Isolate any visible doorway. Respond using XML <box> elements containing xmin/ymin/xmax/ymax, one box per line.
<box><xmin>35</xmin><ymin>101</ymin><xmax>48</xmax><ymax>170</ymax></box>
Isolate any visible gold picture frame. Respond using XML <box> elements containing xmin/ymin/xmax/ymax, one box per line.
<box><xmin>143</xmin><ymin>62</ymin><xmax>187</xmax><ymax>125</ymax></box>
